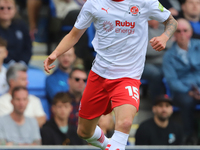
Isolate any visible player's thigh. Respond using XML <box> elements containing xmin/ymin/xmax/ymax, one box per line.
<box><xmin>79</xmin><ymin>71</ymin><xmax>111</xmax><ymax>119</ymax></box>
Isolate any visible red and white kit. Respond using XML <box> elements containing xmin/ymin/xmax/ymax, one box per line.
<box><xmin>75</xmin><ymin>0</ymin><xmax>170</xmax><ymax>119</ymax></box>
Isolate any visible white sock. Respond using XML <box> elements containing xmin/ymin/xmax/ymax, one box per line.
<box><xmin>105</xmin><ymin>130</ymin><xmax>129</xmax><ymax>150</ymax></box>
<box><xmin>86</xmin><ymin>126</ymin><xmax>109</xmax><ymax>150</ymax></box>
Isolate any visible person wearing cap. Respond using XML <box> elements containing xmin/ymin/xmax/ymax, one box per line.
<box><xmin>135</xmin><ymin>95</ymin><xmax>183</xmax><ymax>145</ymax></box>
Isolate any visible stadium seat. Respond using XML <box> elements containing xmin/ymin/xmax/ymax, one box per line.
<box><xmin>27</xmin><ymin>66</ymin><xmax>50</xmax><ymax>119</ymax></box>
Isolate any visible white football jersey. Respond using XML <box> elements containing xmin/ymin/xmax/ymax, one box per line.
<box><xmin>74</xmin><ymin>0</ymin><xmax>170</xmax><ymax>79</ymax></box>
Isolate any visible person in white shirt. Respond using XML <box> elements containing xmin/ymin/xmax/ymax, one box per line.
<box><xmin>44</xmin><ymin>0</ymin><xmax>178</xmax><ymax>149</ymax></box>
<box><xmin>0</xmin><ymin>63</ymin><xmax>46</xmax><ymax>127</ymax></box>
<box><xmin>0</xmin><ymin>86</ymin><xmax>41</xmax><ymax>145</ymax></box>
<box><xmin>0</xmin><ymin>37</ymin><xmax>9</xmax><ymax>96</ymax></box>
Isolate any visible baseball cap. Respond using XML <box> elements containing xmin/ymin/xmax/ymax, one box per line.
<box><xmin>154</xmin><ymin>94</ymin><xmax>173</xmax><ymax>105</ymax></box>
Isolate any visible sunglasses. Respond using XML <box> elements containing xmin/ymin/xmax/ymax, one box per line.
<box><xmin>73</xmin><ymin>77</ymin><xmax>87</xmax><ymax>83</ymax></box>
<box><xmin>0</xmin><ymin>6</ymin><xmax>12</xmax><ymax>10</ymax></box>
<box><xmin>176</xmin><ymin>29</ymin><xmax>189</xmax><ymax>33</ymax></box>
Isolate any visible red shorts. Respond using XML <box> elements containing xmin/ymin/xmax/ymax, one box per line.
<box><xmin>79</xmin><ymin>71</ymin><xmax>141</xmax><ymax>119</ymax></box>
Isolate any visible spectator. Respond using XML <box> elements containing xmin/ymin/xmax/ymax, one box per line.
<box><xmin>27</xmin><ymin>0</ymin><xmax>94</xmax><ymax>72</ymax></box>
<box><xmin>0</xmin><ymin>0</ymin><xmax>32</xmax><ymax>65</ymax></box>
<box><xmin>0</xmin><ymin>37</ymin><xmax>8</xmax><ymax>96</ymax></box>
<box><xmin>163</xmin><ymin>18</ymin><xmax>200</xmax><ymax>142</ymax></box>
<box><xmin>178</xmin><ymin>0</ymin><xmax>200</xmax><ymax>39</ymax></box>
<box><xmin>40</xmin><ymin>92</ymin><xmax>86</xmax><ymax>145</ymax></box>
<box><xmin>0</xmin><ymin>86</ymin><xmax>41</xmax><ymax>145</ymax></box>
<box><xmin>0</xmin><ymin>63</ymin><xmax>46</xmax><ymax>127</ymax></box>
<box><xmin>46</xmin><ymin>47</ymin><xmax>77</xmax><ymax>103</ymax></box>
<box><xmin>135</xmin><ymin>95</ymin><xmax>183</xmax><ymax>145</ymax></box>
<box><xmin>66</xmin><ymin>67</ymin><xmax>88</xmax><ymax>127</ymax></box>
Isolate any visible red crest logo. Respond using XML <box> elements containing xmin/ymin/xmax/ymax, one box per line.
<box><xmin>130</xmin><ymin>6</ymin><xmax>139</xmax><ymax>15</ymax></box>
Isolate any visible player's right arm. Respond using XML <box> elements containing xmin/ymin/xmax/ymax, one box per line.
<box><xmin>44</xmin><ymin>27</ymin><xmax>86</xmax><ymax>73</ymax></box>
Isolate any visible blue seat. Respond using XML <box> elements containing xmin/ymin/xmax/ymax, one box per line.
<box><xmin>27</xmin><ymin>66</ymin><xmax>50</xmax><ymax>119</ymax></box>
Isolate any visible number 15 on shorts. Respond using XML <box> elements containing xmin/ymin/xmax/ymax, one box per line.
<box><xmin>125</xmin><ymin>86</ymin><xmax>139</xmax><ymax>103</ymax></box>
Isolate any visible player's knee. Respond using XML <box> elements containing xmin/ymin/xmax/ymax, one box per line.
<box><xmin>117</xmin><ymin>119</ymin><xmax>132</xmax><ymax>131</ymax></box>
<box><xmin>77</xmin><ymin>127</ymin><xmax>92</xmax><ymax>139</ymax></box>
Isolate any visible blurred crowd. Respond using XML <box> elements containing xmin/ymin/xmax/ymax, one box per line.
<box><xmin>0</xmin><ymin>0</ymin><xmax>200</xmax><ymax>146</ymax></box>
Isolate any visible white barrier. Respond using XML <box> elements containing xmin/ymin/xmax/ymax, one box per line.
<box><xmin>0</xmin><ymin>146</ymin><xmax>200</xmax><ymax>150</ymax></box>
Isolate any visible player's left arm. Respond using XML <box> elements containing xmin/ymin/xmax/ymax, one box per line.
<box><xmin>150</xmin><ymin>14</ymin><xmax>177</xmax><ymax>51</ymax></box>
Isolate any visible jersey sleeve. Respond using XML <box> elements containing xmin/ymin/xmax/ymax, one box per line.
<box><xmin>148</xmin><ymin>0</ymin><xmax>171</xmax><ymax>22</ymax></box>
<box><xmin>74</xmin><ymin>0</ymin><xmax>95</xmax><ymax>29</ymax></box>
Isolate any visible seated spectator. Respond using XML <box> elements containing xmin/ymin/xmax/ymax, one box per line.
<box><xmin>0</xmin><ymin>86</ymin><xmax>41</xmax><ymax>145</ymax></box>
<box><xmin>135</xmin><ymin>95</ymin><xmax>183</xmax><ymax>145</ymax></box>
<box><xmin>163</xmin><ymin>18</ymin><xmax>200</xmax><ymax>141</ymax></box>
<box><xmin>178</xmin><ymin>0</ymin><xmax>200</xmax><ymax>39</ymax></box>
<box><xmin>0</xmin><ymin>0</ymin><xmax>32</xmax><ymax>65</ymax></box>
<box><xmin>46</xmin><ymin>47</ymin><xmax>76</xmax><ymax>103</ymax></box>
<box><xmin>0</xmin><ymin>63</ymin><xmax>46</xmax><ymax>127</ymax></box>
<box><xmin>66</xmin><ymin>67</ymin><xmax>88</xmax><ymax>127</ymax></box>
<box><xmin>0</xmin><ymin>37</ymin><xmax>9</xmax><ymax>96</ymax></box>
<box><xmin>40</xmin><ymin>92</ymin><xmax>86</xmax><ymax>145</ymax></box>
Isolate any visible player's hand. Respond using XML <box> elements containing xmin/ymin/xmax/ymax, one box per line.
<box><xmin>150</xmin><ymin>34</ymin><xmax>168</xmax><ymax>51</ymax></box>
<box><xmin>44</xmin><ymin>53</ymin><xmax>57</xmax><ymax>73</ymax></box>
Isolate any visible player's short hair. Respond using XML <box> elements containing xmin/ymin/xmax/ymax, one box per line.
<box><xmin>6</xmin><ymin>63</ymin><xmax>27</xmax><ymax>85</ymax></box>
<box><xmin>69</xmin><ymin>67</ymin><xmax>87</xmax><ymax>78</ymax></box>
<box><xmin>0</xmin><ymin>37</ymin><xmax>7</xmax><ymax>47</ymax></box>
<box><xmin>12</xmin><ymin>86</ymin><xmax>28</xmax><ymax>98</ymax></box>
<box><xmin>52</xmin><ymin>92</ymin><xmax>71</xmax><ymax>105</ymax></box>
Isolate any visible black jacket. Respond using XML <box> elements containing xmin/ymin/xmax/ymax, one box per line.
<box><xmin>40</xmin><ymin>119</ymin><xmax>86</xmax><ymax>145</ymax></box>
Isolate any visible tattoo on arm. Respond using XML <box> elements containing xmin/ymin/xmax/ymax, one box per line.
<box><xmin>163</xmin><ymin>14</ymin><xmax>178</xmax><ymax>38</ymax></box>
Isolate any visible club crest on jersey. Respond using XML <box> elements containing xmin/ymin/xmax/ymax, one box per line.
<box><xmin>129</xmin><ymin>5</ymin><xmax>140</xmax><ymax>16</ymax></box>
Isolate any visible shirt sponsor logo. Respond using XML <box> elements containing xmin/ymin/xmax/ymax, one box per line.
<box><xmin>103</xmin><ymin>21</ymin><xmax>114</xmax><ymax>32</ymax></box>
<box><xmin>115</xmin><ymin>20</ymin><xmax>135</xmax><ymax>29</ymax></box>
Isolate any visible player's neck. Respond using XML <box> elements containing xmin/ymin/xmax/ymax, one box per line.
<box><xmin>0</xmin><ymin>20</ymin><xmax>12</xmax><ymax>29</ymax></box>
<box><xmin>154</xmin><ymin>116</ymin><xmax>169</xmax><ymax>128</ymax></box>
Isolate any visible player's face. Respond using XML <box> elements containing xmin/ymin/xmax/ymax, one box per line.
<box><xmin>153</xmin><ymin>102</ymin><xmax>173</xmax><ymax>121</ymax></box>
<box><xmin>52</xmin><ymin>101</ymin><xmax>72</xmax><ymax>120</ymax></box>
<box><xmin>68</xmin><ymin>70</ymin><xmax>87</xmax><ymax>94</ymax></box>
<box><xmin>58</xmin><ymin>47</ymin><xmax>76</xmax><ymax>70</ymax></box>
<box><xmin>0</xmin><ymin>0</ymin><xmax>16</xmax><ymax>21</ymax></box>
<box><xmin>11</xmin><ymin>89</ymin><xmax>29</xmax><ymax>115</ymax></box>
<box><xmin>182</xmin><ymin>0</ymin><xmax>200</xmax><ymax>17</ymax></box>
<box><xmin>0</xmin><ymin>46</ymin><xmax>7</xmax><ymax>61</ymax></box>
<box><xmin>174</xmin><ymin>21</ymin><xmax>192</xmax><ymax>45</ymax></box>
<box><xmin>13</xmin><ymin>71</ymin><xmax>28</xmax><ymax>87</ymax></box>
